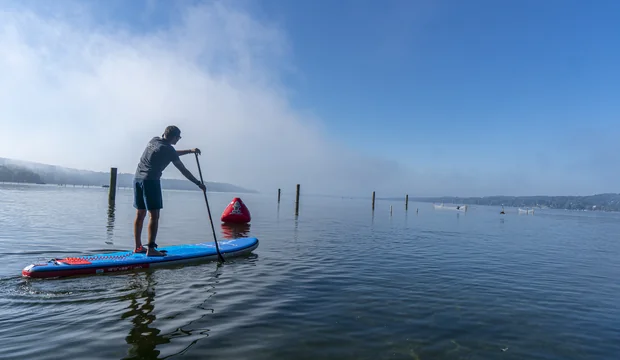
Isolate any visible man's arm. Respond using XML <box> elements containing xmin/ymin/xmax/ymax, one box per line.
<box><xmin>172</xmin><ymin>158</ymin><xmax>202</xmax><ymax>187</ymax></box>
<box><xmin>176</xmin><ymin>148</ymin><xmax>201</xmax><ymax>156</ymax></box>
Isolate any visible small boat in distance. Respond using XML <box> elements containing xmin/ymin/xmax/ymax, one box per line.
<box><xmin>518</xmin><ymin>208</ymin><xmax>535</xmax><ymax>214</ymax></box>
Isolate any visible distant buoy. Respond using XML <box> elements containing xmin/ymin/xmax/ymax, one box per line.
<box><xmin>221</xmin><ymin>197</ymin><xmax>251</xmax><ymax>224</ymax></box>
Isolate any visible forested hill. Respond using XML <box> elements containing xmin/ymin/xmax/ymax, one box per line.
<box><xmin>407</xmin><ymin>194</ymin><xmax>620</xmax><ymax>211</ymax></box>
<box><xmin>0</xmin><ymin>164</ymin><xmax>45</xmax><ymax>184</ymax></box>
<box><xmin>0</xmin><ymin>157</ymin><xmax>257</xmax><ymax>193</ymax></box>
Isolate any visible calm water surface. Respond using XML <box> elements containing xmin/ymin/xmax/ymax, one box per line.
<box><xmin>0</xmin><ymin>184</ymin><xmax>619</xmax><ymax>359</ymax></box>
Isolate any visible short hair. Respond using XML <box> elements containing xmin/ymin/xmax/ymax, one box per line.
<box><xmin>163</xmin><ymin>125</ymin><xmax>181</xmax><ymax>138</ymax></box>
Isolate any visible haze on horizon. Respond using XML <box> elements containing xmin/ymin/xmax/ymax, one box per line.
<box><xmin>1</xmin><ymin>0</ymin><xmax>619</xmax><ymax>198</ymax></box>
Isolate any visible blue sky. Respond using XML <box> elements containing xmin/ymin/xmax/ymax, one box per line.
<box><xmin>1</xmin><ymin>0</ymin><xmax>619</xmax><ymax>196</ymax></box>
<box><xmin>256</xmin><ymin>0</ymin><xmax>620</xmax><ymax>157</ymax></box>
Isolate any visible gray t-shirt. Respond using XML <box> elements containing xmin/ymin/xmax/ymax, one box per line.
<box><xmin>134</xmin><ymin>137</ymin><xmax>180</xmax><ymax>180</ymax></box>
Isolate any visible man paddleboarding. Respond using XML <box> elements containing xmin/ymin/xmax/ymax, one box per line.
<box><xmin>133</xmin><ymin>125</ymin><xmax>206</xmax><ymax>256</ymax></box>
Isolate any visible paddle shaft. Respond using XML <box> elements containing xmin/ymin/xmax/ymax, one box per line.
<box><xmin>194</xmin><ymin>153</ymin><xmax>225</xmax><ymax>263</ymax></box>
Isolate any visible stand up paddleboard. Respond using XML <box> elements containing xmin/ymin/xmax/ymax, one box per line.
<box><xmin>22</xmin><ymin>237</ymin><xmax>259</xmax><ymax>279</ymax></box>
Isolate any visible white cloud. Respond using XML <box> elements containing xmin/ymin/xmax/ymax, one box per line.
<box><xmin>0</xmin><ymin>1</ymin><xmax>412</xmax><ymax>196</ymax></box>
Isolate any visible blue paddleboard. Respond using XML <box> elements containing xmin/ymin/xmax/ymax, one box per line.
<box><xmin>22</xmin><ymin>237</ymin><xmax>259</xmax><ymax>279</ymax></box>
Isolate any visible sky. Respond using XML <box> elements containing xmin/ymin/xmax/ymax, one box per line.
<box><xmin>1</xmin><ymin>0</ymin><xmax>619</xmax><ymax>197</ymax></box>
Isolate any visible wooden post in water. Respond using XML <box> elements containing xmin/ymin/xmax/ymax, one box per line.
<box><xmin>405</xmin><ymin>194</ymin><xmax>409</xmax><ymax>211</ymax></box>
<box><xmin>295</xmin><ymin>184</ymin><xmax>300</xmax><ymax>216</ymax></box>
<box><xmin>108</xmin><ymin>167</ymin><xmax>117</xmax><ymax>205</ymax></box>
<box><xmin>278</xmin><ymin>188</ymin><xmax>281</xmax><ymax>203</ymax></box>
<box><xmin>390</xmin><ymin>205</ymin><xmax>393</xmax><ymax>216</ymax></box>
<box><xmin>372</xmin><ymin>191</ymin><xmax>375</xmax><ymax>210</ymax></box>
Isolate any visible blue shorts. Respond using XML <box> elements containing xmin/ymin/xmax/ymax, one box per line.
<box><xmin>133</xmin><ymin>179</ymin><xmax>163</xmax><ymax>210</ymax></box>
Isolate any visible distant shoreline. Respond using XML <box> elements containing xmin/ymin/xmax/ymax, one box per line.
<box><xmin>3</xmin><ymin>180</ymin><xmax>620</xmax><ymax>212</ymax></box>
<box><xmin>3</xmin><ymin>157</ymin><xmax>619</xmax><ymax>211</ymax></box>
<box><xmin>0</xmin><ymin>157</ymin><xmax>258</xmax><ymax>194</ymax></box>
<box><xmin>376</xmin><ymin>194</ymin><xmax>620</xmax><ymax>212</ymax></box>
<box><xmin>0</xmin><ymin>181</ymin><xmax>256</xmax><ymax>195</ymax></box>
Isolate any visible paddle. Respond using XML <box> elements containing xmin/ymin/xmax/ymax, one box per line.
<box><xmin>194</xmin><ymin>152</ymin><xmax>225</xmax><ymax>263</ymax></box>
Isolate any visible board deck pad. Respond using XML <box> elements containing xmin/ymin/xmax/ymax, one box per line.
<box><xmin>22</xmin><ymin>237</ymin><xmax>259</xmax><ymax>279</ymax></box>
<box><xmin>57</xmin><ymin>257</ymin><xmax>93</xmax><ymax>265</ymax></box>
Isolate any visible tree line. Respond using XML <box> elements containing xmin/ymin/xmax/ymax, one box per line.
<box><xmin>0</xmin><ymin>165</ymin><xmax>45</xmax><ymax>184</ymax></box>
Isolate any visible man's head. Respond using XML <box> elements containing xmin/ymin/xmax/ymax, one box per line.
<box><xmin>162</xmin><ymin>125</ymin><xmax>181</xmax><ymax>144</ymax></box>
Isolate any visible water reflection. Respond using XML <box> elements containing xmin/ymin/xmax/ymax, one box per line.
<box><xmin>293</xmin><ymin>216</ymin><xmax>299</xmax><ymax>244</ymax></box>
<box><xmin>220</xmin><ymin>223</ymin><xmax>251</xmax><ymax>240</ymax></box>
<box><xmin>121</xmin><ymin>273</ymin><xmax>169</xmax><ymax>359</ymax></box>
<box><xmin>106</xmin><ymin>203</ymin><xmax>115</xmax><ymax>245</ymax></box>
<box><xmin>119</xmin><ymin>269</ymin><xmax>226</xmax><ymax>360</ymax></box>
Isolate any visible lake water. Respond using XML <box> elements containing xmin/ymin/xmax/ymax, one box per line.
<box><xmin>0</xmin><ymin>183</ymin><xmax>619</xmax><ymax>360</ymax></box>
